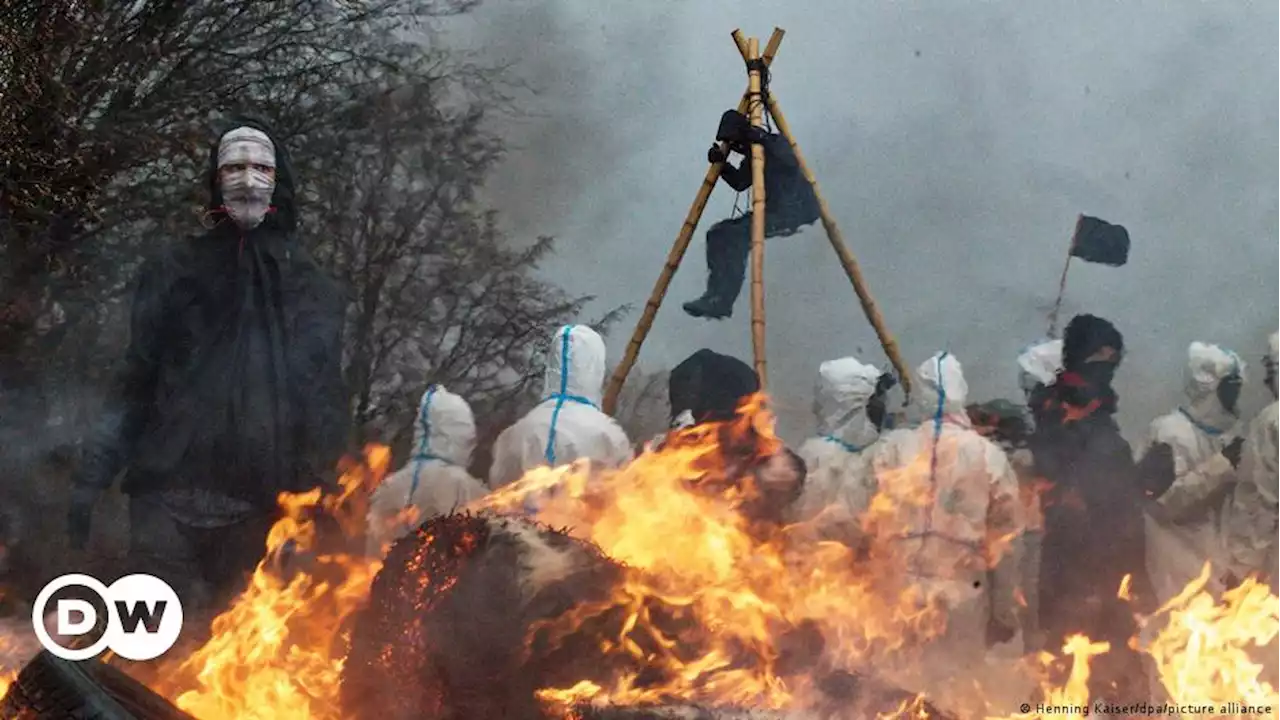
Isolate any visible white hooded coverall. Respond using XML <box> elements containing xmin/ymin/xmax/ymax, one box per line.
<box><xmin>488</xmin><ymin>325</ymin><xmax>632</xmax><ymax>490</ymax></box>
<box><xmin>870</xmin><ymin>353</ymin><xmax>1024</xmax><ymax>700</ymax></box>
<box><xmin>367</xmin><ymin>385</ymin><xmax>489</xmax><ymax>556</ymax></box>
<box><xmin>789</xmin><ymin>357</ymin><xmax>883</xmax><ymax>546</ymax></box>
<box><xmin>1012</xmin><ymin>338</ymin><xmax>1060</xmax><ymax>651</ymax></box>
<box><xmin>1139</xmin><ymin>342</ymin><xmax>1246</xmax><ymax>603</ymax></box>
<box><xmin>1223</xmin><ymin>332</ymin><xmax>1279</xmax><ymax>587</ymax></box>
<box><xmin>1017</xmin><ymin>338</ymin><xmax>1063</xmax><ymax>398</ymax></box>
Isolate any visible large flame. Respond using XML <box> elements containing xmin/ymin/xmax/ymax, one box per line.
<box><xmin>116</xmin><ymin>395</ymin><xmax>1279</xmax><ymax>720</ymax></box>
<box><xmin>147</xmin><ymin>445</ymin><xmax>392</xmax><ymax>720</ymax></box>
<box><xmin>476</xmin><ymin>395</ymin><xmax>1011</xmax><ymax>715</ymax></box>
<box><xmin>1147</xmin><ymin>562</ymin><xmax>1279</xmax><ymax>712</ymax></box>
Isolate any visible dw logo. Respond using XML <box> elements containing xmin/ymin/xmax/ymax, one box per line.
<box><xmin>32</xmin><ymin>574</ymin><xmax>184</xmax><ymax>661</ymax></box>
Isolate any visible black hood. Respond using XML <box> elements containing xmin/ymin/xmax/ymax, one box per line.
<box><xmin>669</xmin><ymin>349</ymin><xmax>761</xmax><ymax>424</ymax></box>
<box><xmin>1062</xmin><ymin>314</ymin><xmax>1124</xmax><ymax>371</ymax></box>
<box><xmin>206</xmin><ymin>116</ymin><xmax>298</xmax><ymax>233</ymax></box>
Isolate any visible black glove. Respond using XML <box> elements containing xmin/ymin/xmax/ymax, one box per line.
<box><xmin>1222</xmin><ymin>437</ymin><xmax>1245</xmax><ymax>469</ymax></box>
<box><xmin>66</xmin><ymin>485</ymin><xmax>99</xmax><ymax>551</ymax></box>
<box><xmin>707</xmin><ymin>144</ymin><xmax>728</xmax><ymax>165</ymax></box>
<box><xmin>1137</xmin><ymin>442</ymin><xmax>1177</xmax><ymax>498</ymax></box>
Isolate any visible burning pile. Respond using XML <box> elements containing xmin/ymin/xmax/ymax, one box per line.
<box><xmin>467</xmin><ymin>395</ymin><xmax>965</xmax><ymax>716</ymax></box>
<box><xmin>147</xmin><ymin>445</ymin><xmax>392</xmax><ymax>720</ymax></box>
<box><xmin>340</xmin><ymin>512</ymin><xmax>631</xmax><ymax>719</ymax></box>
<box><xmin>134</xmin><ymin>394</ymin><xmax>1279</xmax><ymax>720</ymax></box>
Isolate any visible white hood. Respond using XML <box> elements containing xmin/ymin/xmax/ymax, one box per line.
<box><xmin>916</xmin><ymin>352</ymin><xmax>969</xmax><ymax>420</ymax></box>
<box><xmin>813</xmin><ymin>357</ymin><xmax>883</xmax><ymax>451</ymax></box>
<box><xmin>542</xmin><ymin>325</ymin><xmax>607</xmax><ymax>407</ymax></box>
<box><xmin>1259</xmin><ymin>330</ymin><xmax>1280</xmax><ymax>394</ymax></box>
<box><xmin>1017</xmin><ymin>338</ymin><xmax>1063</xmax><ymax>394</ymax></box>
<box><xmin>409</xmin><ymin>384</ymin><xmax>476</xmax><ymax>466</ymax></box>
<box><xmin>1182</xmin><ymin>342</ymin><xmax>1244</xmax><ymax>431</ymax></box>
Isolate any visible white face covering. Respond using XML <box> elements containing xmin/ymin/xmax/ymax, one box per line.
<box><xmin>217</xmin><ymin>127</ymin><xmax>276</xmax><ymax>229</ymax></box>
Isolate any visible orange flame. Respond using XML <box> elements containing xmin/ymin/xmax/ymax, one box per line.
<box><xmin>113</xmin><ymin>395</ymin><xmax>1278</xmax><ymax>720</ymax></box>
<box><xmin>148</xmin><ymin>444</ymin><xmax>391</xmax><ymax>720</ymax></box>
<box><xmin>476</xmin><ymin>395</ymin><xmax>990</xmax><ymax>714</ymax></box>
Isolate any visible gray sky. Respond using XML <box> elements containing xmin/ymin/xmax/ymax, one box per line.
<box><xmin>465</xmin><ymin>0</ymin><xmax>1278</xmax><ymax>443</ymax></box>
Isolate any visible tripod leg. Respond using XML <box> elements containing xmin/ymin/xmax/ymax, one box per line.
<box><xmin>602</xmin><ymin>90</ymin><xmax>752</xmax><ymax>415</ymax></box>
<box><xmin>746</xmin><ymin>36</ymin><xmax>769</xmax><ymax>388</ymax></box>
<box><xmin>762</xmin><ymin>93</ymin><xmax>914</xmax><ymax>398</ymax></box>
<box><xmin>601</xmin><ymin>30</ymin><xmax>787</xmax><ymax>414</ymax></box>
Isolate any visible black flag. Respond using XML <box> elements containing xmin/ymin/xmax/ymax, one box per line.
<box><xmin>1070</xmin><ymin>215</ymin><xmax>1130</xmax><ymax>266</ymax></box>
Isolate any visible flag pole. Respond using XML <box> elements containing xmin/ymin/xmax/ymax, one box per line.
<box><xmin>1046</xmin><ymin>214</ymin><xmax>1084</xmax><ymax>339</ymax></box>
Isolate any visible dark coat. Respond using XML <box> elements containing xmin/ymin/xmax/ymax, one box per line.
<box><xmin>666</xmin><ymin>349</ymin><xmax>805</xmax><ymax>524</ymax></box>
<box><xmin>669</xmin><ymin>348</ymin><xmax>761</xmax><ymax>425</ymax></box>
<box><xmin>718</xmin><ymin>134</ymin><xmax>820</xmax><ymax>237</ymax></box>
<box><xmin>1029</xmin><ymin>373</ymin><xmax>1153</xmax><ymax>642</ymax></box>
<box><xmin>76</xmin><ymin>118</ymin><xmax>348</xmax><ymax>508</ymax></box>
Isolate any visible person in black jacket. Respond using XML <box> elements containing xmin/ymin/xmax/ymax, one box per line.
<box><xmin>683</xmin><ymin>110</ymin><xmax>820</xmax><ymax>320</ymax></box>
<box><xmin>68</xmin><ymin>118</ymin><xmax>349</xmax><ymax>613</ymax></box>
<box><xmin>662</xmin><ymin>349</ymin><xmax>806</xmax><ymax>526</ymax></box>
<box><xmin>1028</xmin><ymin>314</ymin><xmax>1152</xmax><ymax>701</ymax></box>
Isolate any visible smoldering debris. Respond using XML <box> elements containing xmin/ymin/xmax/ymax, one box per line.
<box><xmin>340</xmin><ymin>511</ymin><xmax>959</xmax><ymax>720</ymax></box>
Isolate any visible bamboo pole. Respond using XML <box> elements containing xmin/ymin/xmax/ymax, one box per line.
<box><xmin>759</xmin><ymin>94</ymin><xmax>914</xmax><ymax>398</ymax></box>
<box><xmin>746</xmin><ymin>36</ymin><xmax>768</xmax><ymax>387</ymax></box>
<box><xmin>601</xmin><ymin>29</ymin><xmax>785</xmax><ymax>415</ymax></box>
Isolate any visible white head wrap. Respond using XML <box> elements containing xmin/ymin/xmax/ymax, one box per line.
<box><xmin>217</xmin><ymin>127</ymin><xmax>275</xmax><ymax>169</ymax></box>
<box><xmin>217</xmin><ymin>126</ymin><xmax>276</xmax><ymax>229</ymax></box>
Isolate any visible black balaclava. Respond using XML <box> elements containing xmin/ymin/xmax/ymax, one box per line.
<box><xmin>1216</xmin><ymin>373</ymin><xmax>1244</xmax><ymax>415</ymax></box>
<box><xmin>1062</xmin><ymin>314</ymin><xmax>1124</xmax><ymax>387</ymax></box>
<box><xmin>669</xmin><ymin>349</ymin><xmax>761</xmax><ymax>425</ymax></box>
<box><xmin>865</xmin><ymin>371</ymin><xmax>897</xmax><ymax>432</ymax></box>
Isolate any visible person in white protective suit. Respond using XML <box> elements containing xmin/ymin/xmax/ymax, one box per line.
<box><xmin>1138</xmin><ymin>342</ymin><xmax>1247</xmax><ymax>603</ymax></box>
<box><xmin>366</xmin><ymin>385</ymin><xmax>489</xmax><ymax>556</ymax></box>
<box><xmin>788</xmin><ymin>357</ymin><xmax>893</xmax><ymax>548</ymax></box>
<box><xmin>1010</xmin><ymin>338</ymin><xmax>1061</xmax><ymax>653</ymax></box>
<box><xmin>1222</xmin><ymin>332</ymin><xmax>1279</xmax><ymax>590</ymax></box>
<box><xmin>488</xmin><ymin>325</ymin><xmax>632</xmax><ymax>490</ymax></box>
<box><xmin>1017</xmin><ymin>339</ymin><xmax>1063</xmax><ymax>415</ymax></box>
<box><xmin>869</xmin><ymin>352</ymin><xmax>1024</xmax><ymax>708</ymax></box>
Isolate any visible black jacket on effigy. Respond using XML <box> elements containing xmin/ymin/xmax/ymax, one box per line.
<box><xmin>75</xmin><ymin>118</ymin><xmax>349</xmax><ymax>509</ymax></box>
<box><xmin>717</xmin><ymin>134</ymin><xmax>820</xmax><ymax>237</ymax></box>
<box><xmin>1028</xmin><ymin>373</ymin><xmax>1153</xmax><ymax>640</ymax></box>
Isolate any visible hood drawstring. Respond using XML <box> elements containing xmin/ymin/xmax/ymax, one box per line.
<box><xmin>205</xmin><ymin>205</ymin><xmax>277</xmax><ymax>261</ymax></box>
<box><xmin>544</xmin><ymin>327</ymin><xmax>597</xmax><ymax>465</ymax></box>
<box><xmin>823</xmin><ymin>435</ymin><xmax>865</xmax><ymax>454</ymax></box>
<box><xmin>916</xmin><ymin>351</ymin><xmax>949</xmax><ymax>578</ymax></box>
<box><xmin>1178</xmin><ymin>407</ymin><xmax>1226</xmax><ymax>437</ymax></box>
<box><xmin>407</xmin><ymin>386</ymin><xmax>440</xmax><ymax>508</ymax></box>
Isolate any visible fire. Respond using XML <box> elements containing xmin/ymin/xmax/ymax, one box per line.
<box><xmin>148</xmin><ymin>444</ymin><xmax>392</xmax><ymax>720</ymax></box>
<box><xmin>1146</xmin><ymin>562</ymin><xmax>1279</xmax><ymax>713</ymax></box>
<box><xmin>478</xmin><ymin>394</ymin><xmax>966</xmax><ymax>714</ymax></box>
<box><xmin>111</xmin><ymin>394</ymin><xmax>1278</xmax><ymax>720</ymax></box>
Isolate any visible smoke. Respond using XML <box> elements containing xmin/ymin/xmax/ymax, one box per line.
<box><xmin>462</xmin><ymin>1</ymin><xmax>685</xmax><ymax>241</ymax></box>
<box><xmin>468</xmin><ymin>0</ymin><xmax>1278</xmax><ymax>443</ymax></box>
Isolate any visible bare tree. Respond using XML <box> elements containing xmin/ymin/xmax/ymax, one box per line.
<box><xmin>0</xmin><ymin>0</ymin><xmax>479</xmax><ymax>426</ymax></box>
<box><xmin>300</xmin><ymin>66</ymin><xmax>629</xmax><ymax>463</ymax></box>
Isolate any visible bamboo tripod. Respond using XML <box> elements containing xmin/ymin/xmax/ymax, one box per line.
<box><xmin>601</xmin><ymin>28</ymin><xmax>911</xmax><ymax>415</ymax></box>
